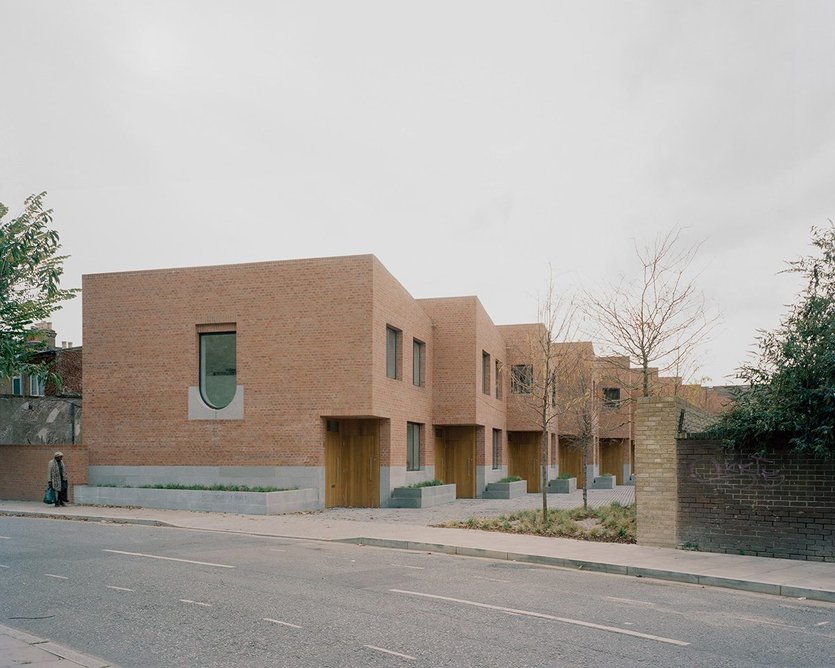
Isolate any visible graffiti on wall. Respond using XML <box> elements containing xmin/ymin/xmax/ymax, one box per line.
<box><xmin>689</xmin><ymin>453</ymin><xmax>785</xmax><ymax>488</ymax></box>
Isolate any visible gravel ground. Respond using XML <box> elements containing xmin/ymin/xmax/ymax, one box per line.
<box><xmin>315</xmin><ymin>486</ymin><xmax>635</xmax><ymax>526</ymax></box>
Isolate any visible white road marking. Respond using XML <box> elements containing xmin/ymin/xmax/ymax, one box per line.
<box><xmin>179</xmin><ymin>599</ymin><xmax>212</xmax><ymax>607</ymax></box>
<box><xmin>45</xmin><ymin>574</ymin><xmax>68</xmax><ymax>580</ymax></box>
<box><xmin>103</xmin><ymin>549</ymin><xmax>235</xmax><ymax>569</ymax></box>
<box><xmin>364</xmin><ymin>645</ymin><xmax>416</xmax><ymax>661</ymax></box>
<box><xmin>0</xmin><ymin>536</ymin><xmax>11</xmax><ymax>539</ymax></box>
<box><xmin>606</xmin><ymin>596</ymin><xmax>656</xmax><ymax>606</ymax></box>
<box><xmin>269</xmin><ymin>548</ymin><xmax>287</xmax><ymax>553</ymax></box>
<box><xmin>738</xmin><ymin>617</ymin><xmax>805</xmax><ymax>631</ymax></box>
<box><xmin>107</xmin><ymin>586</ymin><xmax>134</xmax><ymax>592</ymax></box>
<box><xmin>473</xmin><ymin>575</ymin><xmax>510</xmax><ymax>583</ymax></box>
<box><xmin>264</xmin><ymin>618</ymin><xmax>302</xmax><ymax>629</ymax></box>
<box><xmin>391</xmin><ymin>564</ymin><xmax>425</xmax><ymax>570</ymax></box>
<box><xmin>0</xmin><ymin>564</ymin><xmax>10</xmax><ymax>568</ymax></box>
<box><xmin>816</xmin><ymin>621</ymin><xmax>830</xmax><ymax>627</ymax></box>
<box><xmin>390</xmin><ymin>589</ymin><xmax>690</xmax><ymax>647</ymax></box>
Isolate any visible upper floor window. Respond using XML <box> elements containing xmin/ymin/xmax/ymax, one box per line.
<box><xmin>407</xmin><ymin>422</ymin><xmax>421</xmax><ymax>471</ymax></box>
<box><xmin>495</xmin><ymin>360</ymin><xmax>502</xmax><ymax>400</ymax></box>
<box><xmin>413</xmin><ymin>338</ymin><xmax>425</xmax><ymax>386</ymax></box>
<box><xmin>510</xmin><ymin>365</ymin><xmax>533</xmax><ymax>394</ymax></box>
<box><xmin>199</xmin><ymin>332</ymin><xmax>237</xmax><ymax>409</ymax></box>
<box><xmin>482</xmin><ymin>351</ymin><xmax>491</xmax><ymax>395</ymax></box>
<box><xmin>602</xmin><ymin>387</ymin><xmax>621</xmax><ymax>409</ymax></box>
<box><xmin>11</xmin><ymin>376</ymin><xmax>22</xmax><ymax>396</ymax></box>
<box><xmin>386</xmin><ymin>326</ymin><xmax>401</xmax><ymax>380</ymax></box>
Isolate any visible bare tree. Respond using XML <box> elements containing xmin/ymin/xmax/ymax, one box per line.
<box><xmin>584</xmin><ymin>230</ymin><xmax>719</xmax><ymax>397</ymax></box>
<box><xmin>507</xmin><ymin>271</ymin><xmax>579</xmax><ymax>523</ymax></box>
<box><xmin>554</xmin><ymin>342</ymin><xmax>598</xmax><ymax>509</ymax></box>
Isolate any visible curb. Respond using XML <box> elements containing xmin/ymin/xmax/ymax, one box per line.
<box><xmin>336</xmin><ymin>537</ymin><xmax>835</xmax><ymax>604</ymax></box>
<box><xmin>0</xmin><ymin>623</ymin><xmax>118</xmax><ymax>668</ymax></box>
<box><xmin>0</xmin><ymin>509</ymin><xmax>174</xmax><ymax>527</ymax></box>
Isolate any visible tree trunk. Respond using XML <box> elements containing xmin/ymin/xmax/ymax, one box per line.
<box><xmin>582</xmin><ymin>436</ymin><xmax>589</xmax><ymax>510</ymax></box>
<box><xmin>541</xmin><ymin>427</ymin><xmax>548</xmax><ymax>524</ymax></box>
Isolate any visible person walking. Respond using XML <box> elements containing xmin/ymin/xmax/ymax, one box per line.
<box><xmin>48</xmin><ymin>452</ymin><xmax>67</xmax><ymax>507</ymax></box>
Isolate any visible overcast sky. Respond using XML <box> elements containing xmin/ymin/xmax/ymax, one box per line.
<box><xmin>2</xmin><ymin>1</ymin><xmax>833</xmax><ymax>384</ymax></box>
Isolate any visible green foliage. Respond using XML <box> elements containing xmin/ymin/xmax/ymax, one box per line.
<box><xmin>0</xmin><ymin>193</ymin><xmax>78</xmax><ymax>378</ymax></box>
<box><xmin>713</xmin><ymin>224</ymin><xmax>835</xmax><ymax>457</ymax></box>
<box><xmin>444</xmin><ymin>502</ymin><xmax>636</xmax><ymax>543</ymax></box>
<box><xmin>557</xmin><ymin>472</ymin><xmax>574</xmax><ymax>479</ymax></box>
<box><xmin>406</xmin><ymin>479</ymin><xmax>444</xmax><ymax>488</ymax></box>
<box><xmin>497</xmin><ymin>475</ymin><xmax>522</xmax><ymax>483</ymax></box>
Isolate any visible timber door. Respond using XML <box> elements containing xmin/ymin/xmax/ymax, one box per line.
<box><xmin>436</xmin><ymin>426</ymin><xmax>476</xmax><ymax>498</ymax></box>
<box><xmin>559</xmin><ymin>439</ymin><xmax>585</xmax><ymax>487</ymax></box>
<box><xmin>600</xmin><ymin>440</ymin><xmax>624</xmax><ymax>484</ymax></box>
<box><xmin>324</xmin><ymin>419</ymin><xmax>380</xmax><ymax>507</ymax></box>
<box><xmin>508</xmin><ymin>432</ymin><xmax>541</xmax><ymax>493</ymax></box>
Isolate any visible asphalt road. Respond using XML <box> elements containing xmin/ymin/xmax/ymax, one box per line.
<box><xmin>0</xmin><ymin>516</ymin><xmax>833</xmax><ymax>667</ymax></box>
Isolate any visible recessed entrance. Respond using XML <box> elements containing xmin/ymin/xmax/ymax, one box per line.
<box><xmin>508</xmin><ymin>431</ymin><xmax>541</xmax><ymax>492</ymax></box>
<box><xmin>324</xmin><ymin>418</ymin><xmax>380</xmax><ymax>508</ymax></box>
<box><xmin>435</xmin><ymin>426</ymin><xmax>476</xmax><ymax>498</ymax></box>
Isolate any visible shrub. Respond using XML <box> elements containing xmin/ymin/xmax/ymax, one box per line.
<box><xmin>557</xmin><ymin>473</ymin><xmax>574</xmax><ymax>479</ymax></box>
<box><xmin>406</xmin><ymin>479</ymin><xmax>444</xmax><ymax>488</ymax></box>
<box><xmin>497</xmin><ymin>475</ymin><xmax>522</xmax><ymax>483</ymax></box>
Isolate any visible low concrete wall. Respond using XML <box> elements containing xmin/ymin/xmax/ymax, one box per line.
<box><xmin>482</xmin><ymin>479</ymin><xmax>527</xmax><ymax>499</ymax></box>
<box><xmin>591</xmin><ymin>475</ymin><xmax>615</xmax><ymax>489</ymax></box>
<box><xmin>388</xmin><ymin>484</ymin><xmax>456</xmax><ymax>508</ymax></box>
<box><xmin>74</xmin><ymin>486</ymin><xmax>321</xmax><ymax>515</ymax></box>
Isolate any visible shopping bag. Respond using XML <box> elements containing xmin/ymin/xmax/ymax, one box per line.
<box><xmin>43</xmin><ymin>485</ymin><xmax>56</xmax><ymax>505</ymax></box>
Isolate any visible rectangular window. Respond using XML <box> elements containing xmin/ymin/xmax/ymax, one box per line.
<box><xmin>510</xmin><ymin>365</ymin><xmax>533</xmax><ymax>394</ymax></box>
<box><xmin>412</xmin><ymin>339</ymin><xmax>425</xmax><ymax>386</ymax></box>
<box><xmin>386</xmin><ymin>326</ymin><xmax>401</xmax><ymax>380</ymax></box>
<box><xmin>30</xmin><ymin>374</ymin><xmax>46</xmax><ymax>397</ymax></box>
<box><xmin>11</xmin><ymin>376</ymin><xmax>22</xmax><ymax>396</ymax></box>
<box><xmin>492</xmin><ymin>429</ymin><xmax>502</xmax><ymax>469</ymax></box>
<box><xmin>550</xmin><ymin>434</ymin><xmax>557</xmax><ymax>464</ymax></box>
<box><xmin>603</xmin><ymin>387</ymin><xmax>621</xmax><ymax>409</ymax></box>
<box><xmin>482</xmin><ymin>351</ymin><xmax>491</xmax><ymax>395</ymax></box>
<box><xmin>407</xmin><ymin>422</ymin><xmax>421</xmax><ymax>471</ymax></box>
<box><xmin>495</xmin><ymin>360</ymin><xmax>502</xmax><ymax>400</ymax></box>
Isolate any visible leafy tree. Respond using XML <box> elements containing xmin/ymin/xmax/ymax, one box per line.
<box><xmin>0</xmin><ymin>192</ymin><xmax>78</xmax><ymax>379</ymax></box>
<box><xmin>714</xmin><ymin>224</ymin><xmax>835</xmax><ymax>457</ymax></box>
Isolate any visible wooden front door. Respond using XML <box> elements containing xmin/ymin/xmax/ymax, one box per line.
<box><xmin>559</xmin><ymin>438</ymin><xmax>585</xmax><ymax>487</ymax></box>
<box><xmin>325</xmin><ymin>419</ymin><xmax>380</xmax><ymax>507</ymax></box>
<box><xmin>600</xmin><ymin>439</ymin><xmax>624</xmax><ymax>484</ymax></box>
<box><xmin>508</xmin><ymin>431</ymin><xmax>541</xmax><ymax>493</ymax></box>
<box><xmin>436</xmin><ymin>426</ymin><xmax>475</xmax><ymax>498</ymax></box>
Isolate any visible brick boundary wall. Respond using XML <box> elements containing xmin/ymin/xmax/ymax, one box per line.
<box><xmin>0</xmin><ymin>445</ymin><xmax>88</xmax><ymax>502</ymax></box>
<box><xmin>634</xmin><ymin>397</ymin><xmax>714</xmax><ymax>548</ymax></box>
<box><xmin>677</xmin><ymin>439</ymin><xmax>835</xmax><ymax>562</ymax></box>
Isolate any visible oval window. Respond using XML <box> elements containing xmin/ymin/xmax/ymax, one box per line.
<box><xmin>199</xmin><ymin>332</ymin><xmax>237</xmax><ymax>409</ymax></box>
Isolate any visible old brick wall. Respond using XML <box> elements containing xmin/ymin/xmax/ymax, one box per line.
<box><xmin>678</xmin><ymin>439</ymin><xmax>835</xmax><ymax>561</ymax></box>
<box><xmin>0</xmin><ymin>445</ymin><xmax>88</xmax><ymax>501</ymax></box>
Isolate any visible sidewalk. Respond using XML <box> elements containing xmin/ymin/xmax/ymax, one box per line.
<box><xmin>1</xmin><ymin>498</ymin><xmax>834</xmax><ymax>605</ymax></box>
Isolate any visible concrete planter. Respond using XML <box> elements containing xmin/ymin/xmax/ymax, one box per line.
<box><xmin>592</xmin><ymin>475</ymin><xmax>616</xmax><ymax>490</ymax></box>
<box><xmin>73</xmin><ymin>485</ymin><xmax>321</xmax><ymax>515</ymax></box>
<box><xmin>388</xmin><ymin>483</ymin><xmax>456</xmax><ymax>508</ymax></box>
<box><xmin>625</xmin><ymin>474</ymin><xmax>635</xmax><ymax>487</ymax></box>
<box><xmin>546</xmin><ymin>477</ymin><xmax>576</xmax><ymax>494</ymax></box>
<box><xmin>482</xmin><ymin>479</ymin><xmax>528</xmax><ymax>499</ymax></box>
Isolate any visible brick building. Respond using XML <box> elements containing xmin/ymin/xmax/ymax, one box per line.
<box><xmin>83</xmin><ymin>255</ymin><xmax>562</xmax><ymax>507</ymax></box>
<box><xmin>80</xmin><ymin>254</ymin><xmax>731</xmax><ymax>508</ymax></box>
